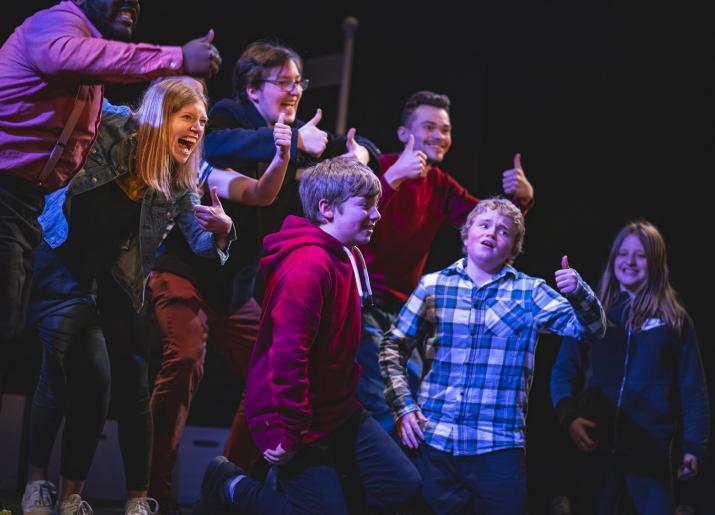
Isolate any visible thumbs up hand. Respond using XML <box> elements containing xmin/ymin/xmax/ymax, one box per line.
<box><xmin>273</xmin><ymin>111</ymin><xmax>292</xmax><ymax>160</ymax></box>
<box><xmin>383</xmin><ymin>134</ymin><xmax>428</xmax><ymax>189</ymax></box>
<box><xmin>555</xmin><ymin>255</ymin><xmax>579</xmax><ymax>295</ymax></box>
<box><xmin>193</xmin><ymin>186</ymin><xmax>233</xmax><ymax>238</ymax></box>
<box><xmin>182</xmin><ymin>29</ymin><xmax>222</xmax><ymax>78</ymax></box>
<box><xmin>297</xmin><ymin>108</ymin><xmax>328</xmax><ymax>157</ymax></box>
<box><xmin>342</xmin><ymin>127</ymin><xmax>370</xmax><ymax>165</ymax></box>
<box><xmin>502</xmin><ymin>153</ymin><xmax>534</xmax><ymax>206</ymax></box>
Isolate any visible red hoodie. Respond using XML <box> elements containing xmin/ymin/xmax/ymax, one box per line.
<box><xmin>245</xmin><ymin>215</ymin><xmax>365</xmax><ymax>453</ymax></box>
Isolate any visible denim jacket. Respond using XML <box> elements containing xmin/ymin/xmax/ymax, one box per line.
<box><xmin>39</xmin><ymin>100</ymin><xmax>234</xmax><ymax>312</ymax></box>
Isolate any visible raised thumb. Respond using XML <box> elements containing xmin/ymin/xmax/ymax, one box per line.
<box><xmin>202</xmin><ymin>29</ymin><xmax>215</xmax><ymax>43</ymax></box>
<box><xmin>210</xmin><ymin>186</ymin><xmax>221</xmax><ymax>206</ymax></box>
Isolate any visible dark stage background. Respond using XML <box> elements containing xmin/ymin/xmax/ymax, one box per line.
<box><xmin>4</xmin><ymin>2</ymin><xmax>714</xmax><ymax>512</ymax></box>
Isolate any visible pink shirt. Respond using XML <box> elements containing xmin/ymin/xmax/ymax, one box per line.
<box><xmin>0</xmin><ymin>1</ymin><xmax>183</xmax><ymax>191</ymax></box>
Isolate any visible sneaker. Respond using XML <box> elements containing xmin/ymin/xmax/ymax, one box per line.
<box><xmin>193</xmin><ymin>456</ymin><xmax>244</xmax><ymax>515</ymax></box>
<box><xmin>57</xmin><ymin>494</ymin><xmax>93</xmax><ymax>515</ymax></box>
<box><xmin>154</xmin><ymin>496</ymin><xmax>182</xmax><ymax>515</ymax></box>
<box><xmin>21</xmin><ymin>480</ymin><xmax>57</xmax><ymax>515</ymax></box>
<box><xmin>550</xmin><ymin>495</ymin><xmax>572</xmax><ymax>515</ymax></box>
<box><xmin>125</xmin><ymin>497</ymin><xmax>159</xmax><ymax>515</ymax></box>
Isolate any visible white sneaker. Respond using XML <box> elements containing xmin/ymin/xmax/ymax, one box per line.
<box><xmin>21</xmin><ymin>480</ymin><xmax>57</xmax><ymax>515</ymax></box>
<box><xmin>57</xmin><ymin>494</ymin><xmax>93</xmax><ymax>515</ymax></box>
<box><xmin>550</xmin><ymin>495</ymin><xmax>572</xmax><ymax>515</ymax></box>
<box><xmin>125</xmin><ymin>497</ymin><xmax>159</xmax><ymax>515</ymax></box>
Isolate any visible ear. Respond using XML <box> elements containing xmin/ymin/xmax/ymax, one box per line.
<box><xmin>318</xmin><ymin>198</ymin><xmax>334</xmax><ymax>222</ymax></box>
<box><xmin>397</xmin><ymin>126</ymin><xmax>410</xmax><ymax>145</ymax></box>
<box><xmin>246</xmin><ymin>84</ymin><xmax>261</xmax><ymax>104</ymax></box>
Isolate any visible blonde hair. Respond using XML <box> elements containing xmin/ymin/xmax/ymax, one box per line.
<box><xmin>598</xmin><ymin>220</ymin><xmax>687</xmax><ymax>333</ymax></box>
<box><xmin>460</xmin><ymin>197</ymin><xmax>525</xmax><ymax>264</ymax></box>
<box><xmin>119</xmin><ymin>77</ymin><xmax>207</xmax><ymax>198</ymax></box>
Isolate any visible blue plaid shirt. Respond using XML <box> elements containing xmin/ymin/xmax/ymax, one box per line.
<box><xmin>379</xmin><ymin>258</ymin><xmax>606</xmax><ymax>455</ymax></box>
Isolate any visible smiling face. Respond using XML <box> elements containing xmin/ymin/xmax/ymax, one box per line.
<box><xmin>464</xmin><ymin>208</ymin><xmax>518</xmax><ymax>275</ymax></box>
<box><xmin>81</xmin><ymin>0</ymin><xmax>140</xmax><ymax>41</ymax></box>
<box><xmin>168</xmin><ymin>100</ymin><xmax>207</xmax><ymax>164</ymax></box>
<box><xmin>321</xmin><ymin>195</ymin><xmax>381</xmax><ymax>247</ymax></box>
<box><xmin>247</xmin><ymin>60</ymin><xmax>303</xmax><ymax>126</ymax></box>
<box><xmin>613</xmin><ymin>233</ymin><xmax>649</xmax><ymax>296</ymax></box>
<box><xmin>398</xmin><ymin>105</ymin><xmax>452</xmax><ymax>163</ymax></box>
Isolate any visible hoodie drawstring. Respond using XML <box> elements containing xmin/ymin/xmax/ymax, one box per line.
<box><xmin>343</xmin><ymin>245</ymin><xmax>373</xmax><ymax>307</ymax></box>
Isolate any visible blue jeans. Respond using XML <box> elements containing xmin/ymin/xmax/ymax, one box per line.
<box><xmin>355</xmin><ymin>304</ymin><xmax>422</xmax><ymax>433</ymax></box>
<box><xmin>414</xmin><ymin>444</ymin><xmax>527</xmax><ymax>515</ymax></box>
<box><xmin>235</xmin><ymin>411</ymin><xmax>422</xmax><ymax>514</ymax></box>
<box><xmin>586</xmin><ymin>454</ymin><xmax>673</xmax><ymax>515</ymax></box>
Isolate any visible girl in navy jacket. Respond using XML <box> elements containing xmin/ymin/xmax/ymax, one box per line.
<box><xmin>551</xmin><ymin>221</ymin><xmax>709</xmax><ymax>515</ymax></box>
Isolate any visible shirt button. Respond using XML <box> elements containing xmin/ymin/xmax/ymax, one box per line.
<box><xmin>167</xmin><ymin>212</ymin><xmax>173</xmax><ymax>218</ymax></box>
<box><xmin>169</xmin><ymin>61</ymin><xmax>178</xmax><ymax>69</ymax></box>
<box><xmin>90</xmin><ymin>148</ymin><xmax>97</xmax><ymax>155</ymax></box>
<box><xmin>90</xmin><ymin>177</ymin><xmax>97</xmax><ymax>184</ymax></box>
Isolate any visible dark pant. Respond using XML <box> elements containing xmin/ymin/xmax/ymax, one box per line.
<box><xmin>29</xmin><ymin>301</ymin><xmax>110</xmax><ymax>480</ymax></box>
<box><xmin>96</xmin><ymin>273</ymin><xmax>154</xmax><ymax>491</ymax></box>
<box><xmin>356</xmin><ymin>304</ymin><xmax>422</xmax><ymax>434</ymax></box>
<box><xmin>0</xmin><ymin>176</ymin><xmax>45</xmax><ymax>396</ymax></box>
<box><xmin>413</xmin><ymin>444</ymin><xmax>527</xmax><ymax>515</ymax></box>
<box><xmin>148</xmin><ymin>271</ymin><xmax>261</xmax><ymax>497</ymax></box>
<box><xmin>27</xmin><ymin>253</ymin><xmax>153</xmax><ymax>490</ymax></box>
<box><xmin>582</xmin><ymin>454</ymin><xmax>673</xmax><ymax>515</ymax></box>
<box><xmin>235</xmin><ymin>411</ymin><xmax>422</xmax><ymax>514</ymax></box>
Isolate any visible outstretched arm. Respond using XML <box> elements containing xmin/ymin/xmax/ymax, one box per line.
<box><xmin>206</xmin><ymin>113</ymin><xmax>292</xmax><ymax>206</ymax></box>
<box><xmin>24</xmin><ymin>8</ymin><xmax>218</xmax><ymax>82</ymax></box>
<box><xmin>532</xmin><ymin>255</ymin><xmax>606</xmax><ymax>339</ymax></box>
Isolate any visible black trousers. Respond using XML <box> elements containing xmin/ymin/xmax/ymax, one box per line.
<box><xmin>0</xmin><ymin>175</ymin><xmax>45</xmax><ymax>399</ymax></box>
<box><xmin>28</xmin><ymin>245</ymin><xmax>153</xmax><ymax>490</ymax></box>
<box><xmin>29</xmin><ymin>300</ymin><xmax>110</xmax><ymax>480</ymax></box>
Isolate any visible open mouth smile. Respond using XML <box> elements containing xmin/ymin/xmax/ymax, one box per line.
<box><xmin>177</xmin><ymin>136</ymin><xmax>198</xmax><ymax>155</ymax></box>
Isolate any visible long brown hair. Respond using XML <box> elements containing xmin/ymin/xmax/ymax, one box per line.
<box><xmin>598</xmin><ymin>221</ymin><xmax>686</xmax><ymax>333</ymax></box>
<box><xmin>120</xmin><ymin>77</ymin><xmax>206</xmax><ymax>198</ymax></box>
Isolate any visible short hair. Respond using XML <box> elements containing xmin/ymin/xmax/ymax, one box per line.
<box><xmin>400</xmin><ymin>90</ymin><xmax>451</xmax><ymax>126</ymax></box>
<box><xmin>299</xmin><ymin>157</ymin><xmax>382</xmax><ymax>225</ymax></box>
<box><xmin>232</xmin><ymin>41</ymin><xmax>303</xmax><ymax>100</ymax></box>
<box><xmin>460</xmin><ymin>197</ymin><xmax>525</xmax><ymax>264</ymax></box>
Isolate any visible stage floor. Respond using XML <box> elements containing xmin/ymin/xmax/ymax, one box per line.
<box><xmin>0</xmin><ymin>492</ymin><xmax>193</xmax><ymax>515</ymax></box>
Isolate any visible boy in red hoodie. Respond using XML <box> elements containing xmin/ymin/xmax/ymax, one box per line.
<box><xmin>194</xmin><ymin>156</ymin><xmax>421</xmax><ymax>514</ymax></box>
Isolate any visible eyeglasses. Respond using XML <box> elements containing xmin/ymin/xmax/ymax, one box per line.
<box><xmin>261</xmin><ymin>78</ymin><xmax>310</xmax><ymax>92</ymax></box>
